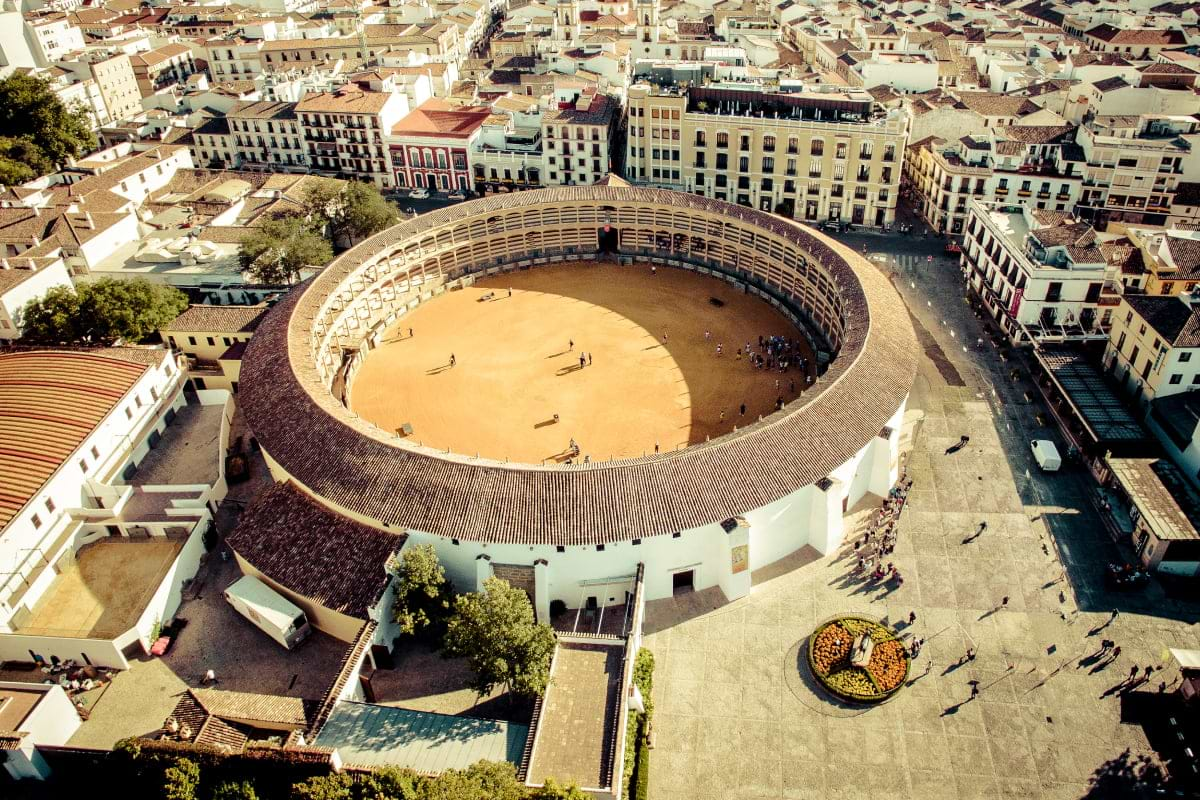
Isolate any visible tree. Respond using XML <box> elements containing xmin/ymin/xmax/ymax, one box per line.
<box><xmin>0</xmin><ymin>136</ymin><xmax>55</xmax><ymax>185</ymax></box>
<box><xmin>529</xmin><ymin>779</ymin><xmax>589</xmax><ymax>799</ymax></box>
<box><xmin>0</xmin><ymin>73</ymin><xmax>95</xmax><ymax>181</ymax></box>
<box><xmin>290</xmin><ymin>775</ymin><xmax>354</xmax><ymax>800</ymax></box>
<box><xmin>443</xmin><ymin>577</ymin><xmax>556</xmax><ymax>700</ymax></box>
<box><xmin>21</xmin><ymin>278</ymin><xmax>188</xmax><ymax>345</ymax></box>
<box><xmin>239</xmin><ymin>214</ymin><xmax>333</xmax><ymax>285</ymax></box>
<box><xmin>392</xmin><ymin>544</ymin><xmax>453</xmax><ymax>640</ymax></box>
<box><xmin>358</xmin><ymin>766</ymin><xmax>423</xmax><ymax>800</ymax></box>
<box><xmin>212</xmin><ymin>781</ymin><xmax>259</xmax><ymax>800</ymax></box>
<box><xmin>424</xmin><ymin>762</ymin><xmax>527</xmax><ymax>800</ymax></box>
<box><xmin>162</xmin><ymin>758</ymin><xmax>200</xmax><ymax>800</ymax></box>
<box><xmin>304</xmin><ymin>180</ymin><xmax>398</xmax><ymax>247</ymax></box>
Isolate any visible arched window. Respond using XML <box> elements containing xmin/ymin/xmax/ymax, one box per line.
<box><xmin>409</xmin><ymin>148</ymin><xmax>420</xmax><ymax>167</ymax></box>
<box><xmin>423</xmin><ymin>149</ymin><xmax>434</xmax><ymax>169</ymax></box>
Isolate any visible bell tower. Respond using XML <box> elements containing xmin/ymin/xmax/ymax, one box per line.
<box><xmin>636</xmin><ymin>0</ymin><xmax>659</xmax><ymax>44</ymax></box>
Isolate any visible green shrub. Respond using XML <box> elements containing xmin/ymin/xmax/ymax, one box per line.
<box><xmin>290</xmin><ymin>774</ymin><xmax>354</xmax><ymax>800</ymax></box>
<box><xmin>164</xmin><ymin>758</ymin><xmax>200</xmax><ymax>800</ymax></box>
<box><xmin>632</xmin><ymin>736</ymin><xmax>650</xmax><ymax>800</ymax></box>
<box><xmin>212</xmin><ymin>780</ymin><xmax>259</xmax><ymax>800</ymax></box>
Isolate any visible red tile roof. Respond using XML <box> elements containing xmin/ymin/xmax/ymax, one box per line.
<box><xmin>390</xmin><ymin>98</ymin><xmax>492</xmax><ymax>138</ymax></box>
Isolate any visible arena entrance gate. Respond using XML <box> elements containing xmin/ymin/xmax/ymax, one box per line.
<box><xmin>597</xmin><ymin>224</ymin><xmax>619</xmax><ymax>253</ymax></box>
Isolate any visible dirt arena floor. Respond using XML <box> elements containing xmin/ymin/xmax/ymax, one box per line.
<box><xmin>350</xmin><ymin>262</ymin><xmax>815</xmax><ymax>463</ymax></box>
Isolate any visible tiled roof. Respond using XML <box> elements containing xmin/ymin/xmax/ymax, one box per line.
<box><xmin>1087</xmin><ymin>24</ymin><xmax>1187</xmax><ymax>45</ymax></box>
<box><xmin>227</xmin><ymin>482</ymin><xmax>403</xmax><ymax>617</ymax></box>
<box><xmin>391</xmin><ymin>98</ymin><xmax>492</xmax><ymax>138</ymax></box>
<box><xmin>163</xmin><ymin>304</ymin><xmax>267</xmax><ymax>334</ymax></box>
<box><xmin>1165</xmin><ymin>235</ymin><xmax>1200</xmax><ymax>273</ymax></box>
<box><xmin>998</xmin><ymin>125</ymin><xmax>1075</xmax><ymax>144</ymax></box>
<box><xmin>191</xmin><ymin>687</ymin><xmax>314</xmax><ymax>727</ymax></box>
<box><xmin>237</xmin><ymin>187</ymin><xmax>919</xmax><ymax>547</ymax></box>
<box><xmin>1092</xmin><ymin>76</ymin><xmax>1130</xmax><ymax>92</ymax></box>
<box><xmin>1126</xmin><ymin>294</ymin><xmax>1200</xmax><ymax>347</ymax></box>
<box><xmin>297</xmin><ymin>90</ymin><xmax>393</xmax><ymax>115</ymax></box>
<box><xmin>0</xmin><ymin>348</ymin><xmax>164</xmax><ymax>529</ymax></box>
<box><xmin>955</xmin><ymin>92</ymin><xmax>1039</xmax><ymax>117</ymax></box>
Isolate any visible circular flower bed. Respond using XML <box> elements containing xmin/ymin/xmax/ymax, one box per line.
<box><xmin>807</xmin><ymin>616</ymin><xmax>910</xmax><ymax>703</ymax></box>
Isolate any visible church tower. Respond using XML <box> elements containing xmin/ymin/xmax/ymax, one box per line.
<box><xmin>636</xmin><ymin>0</ymin><xmax>659</xmax><ymax>44</ymax></box>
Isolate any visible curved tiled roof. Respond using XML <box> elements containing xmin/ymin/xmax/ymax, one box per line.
<box><xmin>239</xmin><ymin>187</ymin><xmax>918</xmax><ymax>547</ymax></box>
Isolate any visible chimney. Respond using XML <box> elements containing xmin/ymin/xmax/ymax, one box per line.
<box><xmin>82</xmin><ymin>212</ymin><xmax>94</xmax><ymax>229</ymax></box>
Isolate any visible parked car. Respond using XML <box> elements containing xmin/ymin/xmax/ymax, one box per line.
<box><xmin>409</xmin><ymin>187</ymin><xmax>430</xmax><ymax>199</ymax></box>
<box><xmin>448</xmin><ymin>190</ymin><xmax>467</xmax><ymax>200</ymax></box>
<box><xmin>1031</xmin><ymin>439</ymin><xmax>1062</xmax><ymax>471</ymax></box>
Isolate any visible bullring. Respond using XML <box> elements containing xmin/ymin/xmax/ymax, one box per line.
<box><xmin>238</xmin><ymin>184</ymin><xmax>918</xmax><ymax>624</ymax></box>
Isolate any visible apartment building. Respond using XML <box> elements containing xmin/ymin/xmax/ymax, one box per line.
<box><xmin>961</xmin><ymin>200</ymin><xmax>1118</xmax><ymax>344</ymax></box>
<box><xmin>298</xmin><ymin>89</ymin><xmax>409</xmax><ymax>187</ymax></box>
<box><xmin>542</xmin><ymin>90</ymin><xmax>618</xmax><ymax>186</ymax></box>
<box><xmin>161</xmin><ymin>304</ymin><xmax>267</xmax><ymax>392</ymax></box>
<box><xmin>228</xmin><ymin>101</ymin><xmax>307</xmax><ymax>172</ymax></box>
<box><xmin>626</xmin><ymin>83</ymin><xmax>904</xmax><ymax>226</ymax></box>
<box><xmin>130</xmin><ymin>43</ymin><xmax>199</xmax><ymax>98</ymax></box>
<box><xmin>54</xmin><ymin>50</ymin><xmax>142</xmax><ymax>124</ymax></box>
<box><xmin>1077</xmin><ymin>114</ymin><xmax>1200</xmax><ymax>226</ymax></box>
<box><xmin>203</xmin><ymin>38</ymin><xmax>264</xmax><ymax>80</ymax></box>
<box><xmin>389</xmin><ymin>99</ymin><xmax>491</xmax><ymax>192</ymax></box>
<box><xmin>1105</xmin><ymin>292</ymin><xmax>1200</xmax><ymax>407</ymax></box>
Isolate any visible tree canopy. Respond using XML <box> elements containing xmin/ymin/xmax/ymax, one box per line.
<box><xmin>303</xmin><ymin>180</ymin><xmax>399</xmax><ymax>247</ymax></box>
<box><xmin>21</xmin><ymin>278</ymin><xmax>188</xmax><ymax>345</ymax></box>
<box><xmin>238</xmin><ymin>214</ymin><xmax>334</xmax><ymax>285</ymax></box>
<box><xmin>391</xmin><ymin>544</ymin><xmax>453</xmax><ymax>640</ymax></box>
<box><xmin>0</xmin><ymin>73</ymin><xmax>95</xmax><ymax>184</ymax></box>
<box><xmin>443</xmin><ymin>577</ymin><xmax>556</xmax><ymax>700</ymax></box>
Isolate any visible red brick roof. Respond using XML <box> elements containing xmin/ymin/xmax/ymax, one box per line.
<box><xmin>238</xmin><ymin>188</ymin><xmax>918</xmax><ymax>547</ymax></box>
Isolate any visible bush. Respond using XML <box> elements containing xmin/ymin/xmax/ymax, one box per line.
<box><xmin>213</xmin><ymin>781</ymin><xmax>259</xmax><ymax>800</ymax></box>
<box><xmin>164</xmin><ymin>758</ymin><xmax>200</xmax><ymax>800</ymax></box>
<box><xmin>623</xmin><ymin>648</ymin><xmax>655</xmax><ymax>796</ymax></box>
<box><xmin>632</xmin><ymin>735</ymin><xmax>650</xmax><ymax>800</ymax></box>
<box><xmin>290</xmin><ymin>774</ymin><xmax>354</xmax><ymax>800</ymax></box>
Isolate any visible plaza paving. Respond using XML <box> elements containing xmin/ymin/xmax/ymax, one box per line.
<box><xmin>644</xmin><ymin>234</ymin><xmax>1200</xmax><ymax>800</ymax></box>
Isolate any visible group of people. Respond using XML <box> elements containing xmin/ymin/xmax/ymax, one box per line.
<box><xmin>853</xmin><ymin>476</ymin><xmax>914</xmax><ymax>585</ymax></box>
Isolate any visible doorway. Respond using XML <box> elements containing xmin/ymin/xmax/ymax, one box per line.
<box><xmin>672</xmin><ymin>570</ymin><xmax>694</xmax><ymax>594</ymax></box>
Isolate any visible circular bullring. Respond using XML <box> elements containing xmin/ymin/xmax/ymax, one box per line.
<box><xmin>239</xmin><ymin>186</ymin><xmax>918</xmax><ymax>548</ymax></box>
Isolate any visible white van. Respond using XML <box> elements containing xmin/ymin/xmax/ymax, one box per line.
<box><xmin>224</xmin><ymin>575</ymin><xmax>312</xmax><ymax>650</ymax></box>
<box><xmin>1031</xmin><ymin>439</ymin><xmax>1062</xmax><ymax>472</ymax></box>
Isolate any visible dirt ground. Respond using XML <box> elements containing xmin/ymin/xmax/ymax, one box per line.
<box><xmin>20</xmin><ymin>539</ymin><xmax>184</xmax><ymax>638</ymax></box>
<box><xmin>350</xmin><ymin>262</ymin><xmax>814</xmax><ymax>463</ymax></box>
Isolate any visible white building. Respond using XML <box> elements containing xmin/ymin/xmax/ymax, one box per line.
<box><xmin>0</xmin><ymin>255</ymin><xmax>73</xmax><ymax>339</ymax></box>
<box><xmin>0</xmin><ymin>682</ymin><xmax>81</xmax><ymax>780</ymax></box>
<box><xmin>1105</xmin><ymin>292</ymin><xmax>1200</xmax><ymax>408</ymax></box>
<box><xmin>961</xmin><ymin>200</ymin><xmax>1118</xmax><ymax>344</ymax></box>
<box><xmin>0</xmin><ymin>348</ymin><xmax>233</xmax><ymax>669</ymax></box>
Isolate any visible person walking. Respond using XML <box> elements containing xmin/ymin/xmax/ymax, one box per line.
<box><xmin>569</xmin><ymin>339</ymin><xmax>574</xmax><ymax>351</ymax></box>
<box><xmin>408</xmin><ymin>327</ymin><xmax>414</xmax><ymax>338</ymax></box>
<box><xmin>449</xmin><ymin>353</ymin><xmax>456</xmax><ymax>367</ymax></box>
<box><xmin>969</xmin><ymin>680</ymin><xmax>980</xmax><ymax>700</ymax></box>
<box><xmin>579</xmin><ymin>354</ymin><xmax>586</xmax><ymax>369</ymax></box>
<box><xmin>587</xmin><ymin>352</ymin><xmax>592</xmax><ymax>366</ymax></box>
<box><xmin>654</xmin><ymin>442</ymin><xmax>660</xmax><ymax>454</ymax></box>
<box><xmin>739</xmin><ymin>403</ymin><xmax>746</xmax><ymax>417</ymax></box>
<box><xmin>720</xmin><ymin>410</ymin><xmax>726</xmax><ymax>422</ymax></box>
<box><xmin>1001</xmin><ymin>595</ymin><xmax>1009</xmax><ymax>609</ymax></box>
<box><xmin>909</xmin><ymin>611</ymin><xmax>917</xmax><ymax>625</ymax></box>
<box><xmin>705</xmin><ymin>330</ymin><xmax>711</xmax><ymax>341</ymax></box>
<box><xmin>1111</xmin><ymin>646</ymin><xmax>1122</xmax><ymax>661</ymax></box>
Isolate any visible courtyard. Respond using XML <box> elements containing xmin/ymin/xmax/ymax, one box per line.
<box><xmin>643</xmin><ymin>233</ymin><xmax>1200</xmax><ymax>800</ymax></box>
<box><xmin>18</xmin><ymin>538</ymin><xmax>184</xmax><ymax>639</ymax></box>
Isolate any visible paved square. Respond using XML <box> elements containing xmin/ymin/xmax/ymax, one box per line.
<box><xmin>645</xmin><ymin>239</ymin><xmax>1200</xmax><ymax>800</ymax></box>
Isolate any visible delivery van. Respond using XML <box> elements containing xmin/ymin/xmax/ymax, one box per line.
<box><xmin>1031</xmin><ymin>439</ymin><xmax>1062</xmax><ymax>472</ymax></box>
<box><xmin>224</xmin><ymin>575</ymin><xmax>312</xmax><ymax>649</ymax></box>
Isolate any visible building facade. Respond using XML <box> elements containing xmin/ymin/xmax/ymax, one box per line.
<box><xmin>625</xmin><ymin>84</ymin><xmax>904</xmax><ymax>226</ymax></box>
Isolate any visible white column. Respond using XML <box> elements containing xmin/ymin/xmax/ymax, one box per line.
<box><xmin>533</xmin><ymin>559</ymin><xmax>550</xmax><ymax>623</ymax></box>
<box><xmin>474</xmin><ymin>554</ymin><xmax>493</xmax><ymax>591</ymax></box>
<box><xmin>810</xmin><ymin>477</ymin><xmax>845</xmax><ymax>555</ymax></box>
<box><xmin>717</xmin><ymin>517</ymin><xmax>752</xmax><ymax>601</ymax></box>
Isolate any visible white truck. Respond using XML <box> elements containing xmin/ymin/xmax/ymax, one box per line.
<box><xmin>1030</xmin><ymin>439</ymin><xmax>1062</xmax><ymax>472</ymax></box>
<box><xmin>224</xmin><ymin>575</ymin><xmax>312</xmax><ymax>650</ymax></box>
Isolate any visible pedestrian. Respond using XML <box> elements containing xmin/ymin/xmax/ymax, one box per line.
<box><xmin>1112</xmin><ymin>646</ymin><xmax>1122</xmax><ymax>659</ymax></box>
<box><xmin>580</xmin><ymin>354</ymin><xmax>586</xmax><ymax>369</ymax></box>
<box><xmin>663</xmin><ymin>333</ymin><xmax>668</xmax><ymax>344</ymax></box>
<box><xmin>450</xmin><ymin>353</ymin><xmax>456</xmax><ymax>367</ymax></box>
<box><xmin>1111</xmin><ymin>608</ymin><xmax>1119</xmax><ymax>620</ymax></box>
<box><xmin>508</xmin><ymin>288</ymin><xmax>512</xmax><ymax>297</ymax></box>
<box><xmin>408</xmin><ymin>327</ymin><xmax>414</xmax><ymax>337</ymax></box>
<box><xmin>705</xmin><ymin>330</ymin><xmax>711</xmax><ymax>341</ymax></box>
<box><xmin>654</xmin><ymin>442</ymin><xmax>660</xmax><ymax>454</ymax></box>
<box><xmin>909</xmin><ymin>611</ymin><xmax>917</xmax><ymax>625</ymax></box>
<box><xmin>1001</xmin><ymin>595</ymin><xmax>1009</xmax><ymax>608</ymax></box>
<box><xmin>966</xmin><ymin>647</ymin><xmax>976</xmax><ymax>662</ymax></box>
<box><xmin>651</xmin><ymin>265</ymin><xmax>656</xmax><ymax>275</ymax></box>
<box><xmin>970</xmin><ymin>681</ymin><xmax>979</xmax><ymax>699</ymax></box>
<box><xmin>1144</xmin><ymin>665</ymin><xmax>1154</xmax><ymax>679</ymax></box>
<box><xmin>739</xmin><ymin>403</ymin><xmax>746</xmax><ymax>417</ymax></box>
<box><xmin>979</xmin><ymin>521</ymin><xmax>988</xmax><ymax>533</ymax></box>
<box><xmin>720</xmin><ymin>410</ymin><xmax>726</xmax><ymax>422</ymax></box>
<box><xmin>203</xmin><ymin>668</ymin><xmax>217</xmax><ymax>685</ymax></box>
<box><xmin>1129</xmin><ymin>665</ymin><xmax>1139</xmax><ymax>682</ymax></box>
<box><xmin>588</xmin><ymin>352</ymin><xmax>592</xmax><ymax>366</ymax></box>
<box><xmin>717</xmin><ymin>343</ymin><xmax>723</xmax><ymax>356</ymax></box>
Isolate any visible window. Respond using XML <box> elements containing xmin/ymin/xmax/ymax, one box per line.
<box><xmin>716</xmin><ymin>153</ymin><xmax>728</xmax><ymax>170</ymax></box>
<box><xmin>787</xmin><ymin>137</ymin><xmax>798</xmax><ymax>154</ymax></box>
<box><xmin>859</xmin><ymin>141</ymin><xmax>872</xmax><ymax>158</ymax></box>
<box><xmin>79</xmin><ymin>458</ymin><xmax>88</xmax><ymax>473</ymax></box>
<box><xmin>811</xmin><ymin>140</ymin><xmax>824</xmax><ymax>156</ymax></box>
<box><xmin>835</xmin><ymin>142</ymin><xmax>847</xmax><ymax>159</ymax></box>
<box><xmin>738</xmin><ymin>156</ymin><xmax>749</xmax><ymax>172</ymax></box>
<box><xmin>716</xmin><ymin>132</ymin><xmax>728</xmax><ymax>148</ymax></box>
<box><xmin>91</xmin><ymin>445</ymin><xmax>99</xmax><ymax>459</ymax></box>
<box><xmin>45</xmin><ymin>497</ymin><xmax>55</xmax><ymax>513</ymax></box>
<box><xmin>739</xmin><ymin>134</ymin><xmax>750</xmax><ymax>151</ymax></box>
<box><xmin>763</xmin><ymin>135</ymin><xmax>775</xmax><ymax>152</ymax></box>
<box><xmin>1169</xmin><ymin>374</ymin><xmax>1183</xmax><ymax>385</ymax></box>
<box><xmin>124</xmin><ymin>407</ymin><xmax>132</xmax><ymax>420</ymax></box>
<box><xmin>31</xmin><ymin>513</ymin><xmax>41</xmax><ymax>529</ymax></box>
<box><xmin>1181</xmin><ymin>352</ymin><xmax>1192</xmax><ymax>362</ymax></box>
<box><xmin>762</xmin><ymin>157</ymin><xmax>774</xmax><ymax>173</ymax></box>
